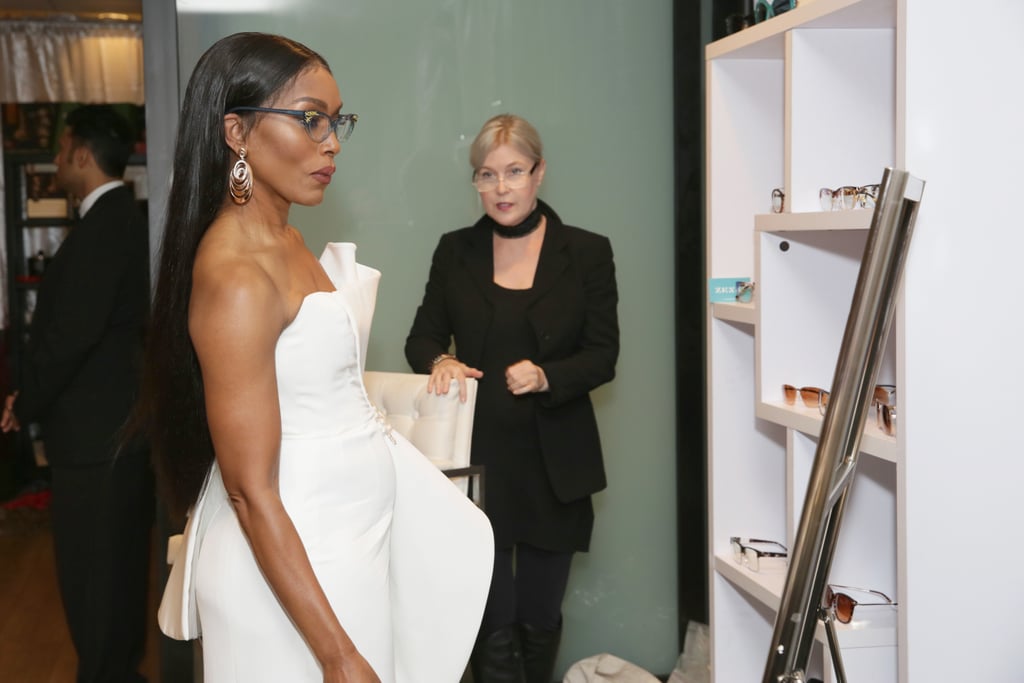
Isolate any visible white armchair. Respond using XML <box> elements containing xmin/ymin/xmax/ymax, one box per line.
<box><xmin>362</xmin><ymin>371</ymin><xmax>483</xmax><ymax>506</ymax></box>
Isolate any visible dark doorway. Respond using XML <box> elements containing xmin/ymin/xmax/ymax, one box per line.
<box><xmin>673</xmin><ymin>0</ymin><xmax>709</xmax><ymax>648</ymax></box>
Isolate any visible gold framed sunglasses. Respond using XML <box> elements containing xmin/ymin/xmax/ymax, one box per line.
<box><xmin>787</xmin><ymin>384</ymin><xmax>897</xmax><ymax>421</ymax></box>
<box><xmin>782</xmin><ymin>384</ymin><xmax>827</xmax><ymax>411</ymax></box>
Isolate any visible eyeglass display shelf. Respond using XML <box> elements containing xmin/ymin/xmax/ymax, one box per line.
<box><xmin>752</xmin><ymin>206</ymin><xmax>896</xmax><ymax>462</ymax></box>
<box><xmin>710</xmin><ymin>211</ymin><xmax>873</xmax><ymax>327</ymax></box>
<box><xmin>710</xmin><ymin>301</ymin><xmax>756</xmax><ymax>326</ymax></box>
<box><xmin>704</xmin><ymin>0</ymin><xmax>1024</xmax><ymax>678</ymax></box>
<box><xmin>755</xmin><ymin>210</ymin><xmax>874</xmax><ymax>233</ymax></box>
<box><xmin>756</xmin><ymin>401</ymin><xmax>898</xmax><ymax>462</ymax></box>
<box><xmin>705</xmin><ymin>0</ymin><xmax>895</xmax><ymax>61</ymax></box>
<box><xmin>713</xmin><ymin>552</ymin><xmax>898</xmax><ymax>650</ymax></box>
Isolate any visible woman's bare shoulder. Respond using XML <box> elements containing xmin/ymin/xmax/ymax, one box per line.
<box><xmin>191</xmin><ymin>225</ymin><xmax>287</xmax><ymax>335</ymax></box>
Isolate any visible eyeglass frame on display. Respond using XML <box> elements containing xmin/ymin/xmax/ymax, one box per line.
<box><xmin>782</xmin><ymin>384</ymin><xmax>827</xmax><ymax>412</ymax></box>
<box><xmin>819</xmin><ymin>184</ymin><xmax>879</xmax><ymax>211</ymax></box>
<box><xmin>823</xmin><ymin>584</ymin><xmax>897</xmax><ymax>624</ymax></box>
<box><xmin>730</xmin><ymin>536</ymin><xmax>788</xmax><ymax>572</ymax></box>
<box><xmin>875</xmin><ymin>401</ymin><xmax>896</xmax><ymax>436</ymax></box>
<box><xmin>873</xmin><ymin>384</ymin><xmax>896</xmax><ymax>406</ymax></box>
<box><xmin>226</xmin><ymin>106</ymin><xmax>358</xmax><ymax>143</ymax></box>
<box><xmin>754</xmin><ymin>0</ymin><xmax>797</xmax><ymax>24</ymax></box>
<box><xmin>872</xmin><ymin>384</ymin><xmax>896</xmax><ymax>435</ymax></box>
<box><xmin>471</xmin><ymin>161</ymin><xmax>539</xmax><ymax>193</ymax></box>
<box><xmin>735</xmin><ymin>280</ymin><xmax>755</xmax><ymax>303</ymax></box>
<box><xmin>786</xmin><ymin>383</ymin><xmax>896</xmax><ymax>420</ymax></box>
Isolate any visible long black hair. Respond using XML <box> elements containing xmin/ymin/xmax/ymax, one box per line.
<box><xmin>135</xmin><ymin>33</ymin><xmax>330</xmax><ymax>519</ymax></box>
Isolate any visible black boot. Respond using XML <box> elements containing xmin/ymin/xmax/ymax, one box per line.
<box><xmin>520</xmin><ymin>622</ymin><xmax>562</xmax><ymax>683</ymax></box>
<box><xmin>470</xmin><ymin>624</ymin><xmax>526</xmax><ymax>683</ymax></box>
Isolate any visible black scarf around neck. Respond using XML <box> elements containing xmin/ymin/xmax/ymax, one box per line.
<box><xmin>479</xmin><ymin>202</ymin><xmax>544</xmax><ymax>239</ymax></box>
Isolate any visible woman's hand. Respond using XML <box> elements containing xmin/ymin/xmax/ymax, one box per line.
<box><xmin>323</xmin><ymin>648</ymin><xmax>380</xmax><ymax>683</ymax></box>
<box><xmin>428</xmin><ymin>356</ymin><xmax>483</xmax><ymax>403</ymax></box>
<box><xmin>506</xmin><ymin>360</ymin><xmax>549</xmax><ymax>395</ymax></box>
<box><xmin>1</xmin><ymin>392</ymin><xmax>20</xmax><ymax>433</ymax></box>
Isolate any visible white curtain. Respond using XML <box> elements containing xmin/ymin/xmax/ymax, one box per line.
<box><xmin>0</xmin><ymin>20</ymin><xmax>144</xmax><ymax>105</ymax></box>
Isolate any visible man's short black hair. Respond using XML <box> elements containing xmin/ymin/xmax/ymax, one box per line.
<box><xmin>64</xmin><ymin>105</ymin><xmax>135</xmax><ymax>178</ymax></box>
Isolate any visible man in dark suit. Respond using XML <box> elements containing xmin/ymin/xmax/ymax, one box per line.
<box><xmin>1</xmin><ymin>105</ymin><xmax>153</xmax><ymax>683</ymax></box>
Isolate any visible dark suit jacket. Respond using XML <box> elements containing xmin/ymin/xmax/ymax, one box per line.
<box><xmin>406</xmin><ymin>201</ymin><xmax>619</xmax><ymax>502</ymax></box>
<box><xmin>15</xmin><ymin>184</ymin><xmax>149</xmax><ymax>466</ymax></box>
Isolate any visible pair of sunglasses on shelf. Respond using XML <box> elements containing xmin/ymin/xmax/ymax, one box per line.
<box><xmin>735</xmin><ymin>281</ymin><xmax>755</xmax><ymax>303</ymax></box>
<box><xmin>873</xmin><ymin>384</ymin><xmax>896</xmax><ymax>436</ymax></box>
<box><xmin>770</xmin><ymin>183</ymin><xmax>879</xmax><ymax>213</ymax></box>
<box><xmin>820</xmin><ymin>184</ymin><xmax>879</xmax><ymax>211</ymax></box>
<box><xmin>824</xmin><ymin>584</ymin><xmax>897</xmax><ymax>624</ymax></box>
<box><xmin>730</xmin><ymin>536</ymin><xmax>788</xmax><ymax>572</ymax></box>
<box><xmin>782</xmin><ymin>384</ymin><xmax>897</xmax><ymax>433</ymax></box>
<box><xmin>731</xmin><ymin>539</ymin><xmax>897</xmax><ymax>621</ymax></box>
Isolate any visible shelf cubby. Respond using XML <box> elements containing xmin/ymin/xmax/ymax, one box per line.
<box><xmin>706</xmin><ymin>0</ymin><xmax>1021</xmax><ymax>680</ymax></box>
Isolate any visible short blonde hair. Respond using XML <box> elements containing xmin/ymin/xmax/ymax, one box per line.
<box><xmin>469</xmin><ymin>114</ymin><xmax>543</xmax><ymax>170</ymax></box>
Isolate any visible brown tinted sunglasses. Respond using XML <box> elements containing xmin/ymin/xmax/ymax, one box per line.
<box><xmin>824</xmin><ymin>584</ymin><xmax>896</xmax><ymax>624</ymax></box>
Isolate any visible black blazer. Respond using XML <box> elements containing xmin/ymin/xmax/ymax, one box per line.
<box><xmin>405</xmin><ymin>202</ymin><xmax>619</xmax><ymax>502</ymax></box>
<box><xmin>15</xmin><ymin>185</ymin><xmax>149</xmax><ymax>466</ymax></box>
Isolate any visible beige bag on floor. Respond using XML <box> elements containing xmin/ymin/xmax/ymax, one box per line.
<box><xmin>563</xmin><ymin>653</ymin><xmax>661</xmax><ymax>683</ymax></box>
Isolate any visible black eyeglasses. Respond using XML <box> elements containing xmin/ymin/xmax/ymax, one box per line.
<box><xmin>730</xmin><ymin>537</ymin><xmax>788</xmax><ymax>572</ymax></box>
<box><xmin>227</xmin><ymin>106</ymin><xmax>358</xmax><ymax>143</ymax></box>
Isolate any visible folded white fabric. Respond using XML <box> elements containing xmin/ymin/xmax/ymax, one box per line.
<box><xmin>563</xmin><ymin>653</ymin><xmax>661</xmax><ymax>683</ymax></box>
<box><xmin>157</xmin><ymin>464</ymin><xmax>222</xmax><ymax>640</ymax></box>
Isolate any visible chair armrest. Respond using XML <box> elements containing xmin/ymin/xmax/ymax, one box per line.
<box><xmin>442</xmin><ymin>465</ymin><xmax>485</xmax><ymax>510</ymax></box>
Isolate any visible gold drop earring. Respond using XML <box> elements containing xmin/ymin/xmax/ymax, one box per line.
<box><xmin>229</xmin><ymin>146</ymin><xmax>253</xmax><ymax>204</ymax></box>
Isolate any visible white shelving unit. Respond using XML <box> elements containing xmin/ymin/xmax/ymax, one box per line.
<box><xmin>705</xmin><ymin>0</ymin><xmax>1024</xmax><ymax>680</ymax></box>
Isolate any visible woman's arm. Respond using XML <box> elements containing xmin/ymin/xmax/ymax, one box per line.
<box><xmin>537</xmin><ymin>233</ymin><xmax>620</xmax><ymax>407</ymax></box>
<box><xmin>405</xmin><ymin>235</ymin><xmax>483</xmax><ymax>402</ymax></box>
<box><xmin>405</xmin><ymin>235</ymin><xmax>459</xmax><ymax>373</ymax></box>
<box><xmin>189</xmin><ymin>261</ymin><xmax>377</xmax><ymax>682</ymax></box>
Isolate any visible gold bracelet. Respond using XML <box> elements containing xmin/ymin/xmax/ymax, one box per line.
<box><xmin>429</xmin><ymin>353</ymin><xmax>457</xmax><ymax>372</ymax></box>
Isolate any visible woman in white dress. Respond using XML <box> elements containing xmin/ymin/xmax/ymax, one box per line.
<box><xmin>134</xmin><ymin>33</ymin><xmax>492</xmax><ymax>682</ymax></box>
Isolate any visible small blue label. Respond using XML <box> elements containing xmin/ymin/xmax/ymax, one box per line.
<box><xmin>709</xmin><ymin>277</ymin><xmax>751</xmax><ymax>303</ymax></box>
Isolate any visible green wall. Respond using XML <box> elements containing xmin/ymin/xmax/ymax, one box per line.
<box><xmin>175</xmin><ymin>0</ymin><xmax>677</xmax><ymax>675</ymax></box>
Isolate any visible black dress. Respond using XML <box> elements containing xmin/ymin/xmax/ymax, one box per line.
<box><xmin>472</xmin><ymin>281</ymin><xmax>594</xmax><ymax>552</ymax></box>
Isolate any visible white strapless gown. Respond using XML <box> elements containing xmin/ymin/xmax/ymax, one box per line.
<box><xmin>160</xmin><ymin>243</ymin><xmax>494</xmax><ymax>682</ymax></box>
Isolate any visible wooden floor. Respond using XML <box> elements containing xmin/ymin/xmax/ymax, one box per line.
<box><xmin>0</xmin><ymin>507</ymin><xmax>162</xmax><ymax>682</ymax></box>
